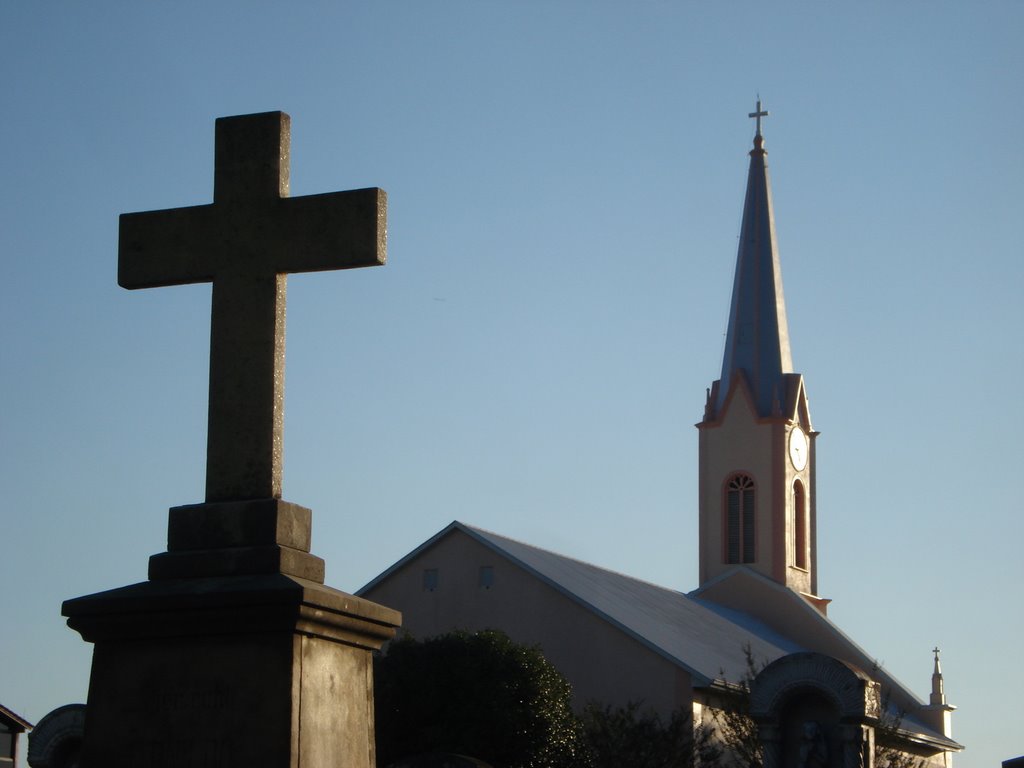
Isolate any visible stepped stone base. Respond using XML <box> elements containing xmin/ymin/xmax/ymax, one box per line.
<box><xmin>63</xmin><ymin>500</ymin><xmax>401</xmax><ymax>768</ymax></box>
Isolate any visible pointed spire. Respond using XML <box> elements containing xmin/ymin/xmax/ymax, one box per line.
<box><xmin>716</xmin><ymin>100</ymin><xmax>793</xmax><ymax>417</ymax></box>
<box><xmin>930</xmin><ymin>647</ymin><xmax>947</xmax><ymax>706</ymax></box>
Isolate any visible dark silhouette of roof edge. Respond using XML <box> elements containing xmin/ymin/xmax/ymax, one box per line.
<box><xmin>0</xmin><ymin>703</ymin><xmax>33</xmax><ymax>731</ymax></box>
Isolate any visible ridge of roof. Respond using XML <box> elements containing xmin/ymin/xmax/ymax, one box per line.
<box><xmin>691</xmin><ymin>567</ymin><xmax>917</xmax><ymax>697</ymax></box>
<box><xmin>462</xmin><ymin>523</ymin><xmax>807</xmax><ymax>686</ymax></box>
<box><xmin>460</xmin><ymin>522</ymin><xmax>678</xmax><ymax>592</ymax></box>
<box><xmin>690</xmin><ymin>568</ymin><xmax>960</xmax><ymax>749</ymax></box>
<box><xmin>468</xmin><ymin>527</ymin><xmax>961</xmax><ymax>747</ymax></box>
<box><xmin>356</xmin><ymin>520</ymin><xmax>466</xmax><ymax>595</ymax></box>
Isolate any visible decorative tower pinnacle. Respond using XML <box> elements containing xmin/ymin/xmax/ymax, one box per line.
<box><xmin>930</xmin><ymin>647</ymin><xmax>947</xmax><ymax>706</ymax></box>
<box><xmin>922</xmin><ymin>646</ymin><xmax>956</xmax><ymax>743</ymax></box>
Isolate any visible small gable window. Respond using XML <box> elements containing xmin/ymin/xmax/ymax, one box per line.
<box><xmin>726</xmin><ymin>474</ymin><xmax>756</xmax><ymax>564</ymax></box>
<box><xmin>422</xmin><ymin>568</ymin><xmax>439</xmax><ymax>592</ymax></box>
<box><xmin>479</xmin><ymin>565</ymin><xmax>494</xmax><ymax>589</ymax></box>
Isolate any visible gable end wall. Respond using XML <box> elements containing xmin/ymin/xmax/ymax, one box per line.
<box><xmin>362</xmin><ymin>529</ymin><xmax>694</xmax><ymax>717</ymax></box>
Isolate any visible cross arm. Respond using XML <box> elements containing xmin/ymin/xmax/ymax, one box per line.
<box><xmin>118</xmin><ymin>187</ymin><xmax>386</xmax><ymax>289</ymax></box>
<box><xmin>119</xmin><ymin>204</ymin><xmax>221</xmax><ymax>289</ymax></box>
<box><xmin>267</xmin><ymin>187</ymin><xmax>386</xmax><ymax>274</ymax></box>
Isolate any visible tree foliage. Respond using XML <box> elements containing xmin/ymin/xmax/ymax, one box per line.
<box><xmin>374</xmin><ymin>630</ymin><xmax>588</xmax><ymax>768</ymax></box>
<box><xmin>580</xmin><ymin>701</ymin><xmax>722</xmax><ymax>768</ymax></box>
<box><xmin>376</xmin><ymin>632</ymin><xmax>936</xmax><ymax>768</ymax></box>
<box><xmin>872</xmin><ymin>689</ymin><xmax>927</xmax><ymax>768</ymax></box>
<box><xmin>375</xmin><ymin>631</ymin><xmax>727</xmax><ymax>768</ymax></box>
<box><xmin>711</xmin><ymin>645</ymin><xmax>765</xmax><ymax>768</ymax></box>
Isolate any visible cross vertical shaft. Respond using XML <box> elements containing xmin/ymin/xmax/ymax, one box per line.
<box><xmin>206</xmin><ymin>113</ymin><xmax>290</xmax><ymax>501</ymax></box>
<box><xmin>208</xmin><ymin>271</ymin><xmax>287</xmax><ymax>500</ymax></box>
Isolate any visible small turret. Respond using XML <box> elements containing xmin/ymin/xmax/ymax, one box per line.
<box><xmin>930</xmin><ymin>646</ymin><xmax>947</xmax><ymax>706</ymax></box>
<box><xmin>921</xmin><ymin>647</ymin><xmax>956</xmax><ymax>749</ymax></box>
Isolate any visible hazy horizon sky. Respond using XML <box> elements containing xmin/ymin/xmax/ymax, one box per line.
<box><xmin>2</xmin><ymin>3</ymin><xmax>1021</xmax><ymax>766</ymax></box>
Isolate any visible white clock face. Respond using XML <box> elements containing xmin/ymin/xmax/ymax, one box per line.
<box><xmin>789</xmin><ymin>427</ymin><xmax>808</xmax><ymax>471</ymax></box>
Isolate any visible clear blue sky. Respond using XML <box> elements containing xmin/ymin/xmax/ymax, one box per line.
<box><xmin>2</xmin><ymin>3</ymin><xmax>1021</xmax><ymax>765</ymax></box>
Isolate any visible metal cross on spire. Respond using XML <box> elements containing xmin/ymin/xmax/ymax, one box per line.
<box><xmin>748</xmin><ymin>98</ymin><xmax>769</xmax><ymax>136</ymax></box>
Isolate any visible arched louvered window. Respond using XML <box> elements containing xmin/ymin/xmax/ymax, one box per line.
<box><xmin>794</xmin><ymin>479</ymin><xmax>807</xmax><ymax>569</ymax></box>
<box><xmin>726</xmin><ymin>474</ymin><xmax>756</xmax><ymax>564</ymax></box>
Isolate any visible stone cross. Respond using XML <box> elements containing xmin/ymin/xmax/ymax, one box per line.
<box><xmin>748</xmin><ymin>99</ymin><xmax>769</xmax><ymax>135</ymax></box>
<box><xmin>119</xmin><ymin>111</ymin><xmax>386</xmax><ymax>502</ymax></box>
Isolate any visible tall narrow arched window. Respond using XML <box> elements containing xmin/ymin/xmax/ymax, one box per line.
<box><xmin>793</xmin><ymin>480</ymin><xmax>807</xmax><ymax>569</ymax></box>
<box><xmin>726</xmin><ymin>474</ymin><xmax>756</xmax><ymax>564</ymax></box>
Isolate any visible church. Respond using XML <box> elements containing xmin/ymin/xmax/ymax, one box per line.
<box><xmin>359</xmin><ymin>107</ymin><xmax>963</xmax><ymax>767</ymax></box>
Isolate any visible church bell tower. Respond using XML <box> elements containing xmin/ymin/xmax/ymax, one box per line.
<box><xmin>697</xmin><ymin>103</ymin><xmax>824</xmax><ymax>608</ymax></box>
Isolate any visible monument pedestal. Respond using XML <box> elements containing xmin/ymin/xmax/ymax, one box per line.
<box><xmin>63</xmin><ymin>500</ymin><xmax>401</xmax><ymax>768</ymax></box>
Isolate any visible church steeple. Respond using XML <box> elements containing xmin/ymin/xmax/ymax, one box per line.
<box><xmin>716</xmin><ymin>100</ymin><xmax>793</xmax><ymax>418</ymax></box>
<box><xmin>697</xmin><ymin>103</ymin><xmax>822</xmax><ymax>606</ymax></box>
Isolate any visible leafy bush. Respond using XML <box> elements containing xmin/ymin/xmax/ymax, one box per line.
<box><xmin>580</xmin><ymin>701</ymin><xmax>722</xmax><ymax>768</ymax></box>
<box><xmin>374</xmin><ymin>630</ymin><xmax>588</xmax><ymax>768</ymax></box>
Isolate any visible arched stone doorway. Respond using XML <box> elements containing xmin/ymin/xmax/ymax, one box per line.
<box><xmin>749</xmin><ymin>652</ymin><xmax>880</xmax><ymax>768</ymax></box>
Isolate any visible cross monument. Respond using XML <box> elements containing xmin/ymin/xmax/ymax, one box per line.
<box><xmin>64</xmin><ymin>112</ymin><xmax>401</xmax><ymax>768</ymax></box>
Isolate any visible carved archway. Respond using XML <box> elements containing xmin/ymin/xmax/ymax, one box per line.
<box><xmin>749</xmin><ymin>653</ymin><xmax>880</xmax><ymax>768</ymax></box>
<box><xmin>27</xmin><ymin>704</ymin><xmax>85</xmax><ymax>768</ymax></box>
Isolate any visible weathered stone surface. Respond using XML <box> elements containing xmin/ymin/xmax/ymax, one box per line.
<box><xmin>64</xmin><ymin>575</ymin><xmax>400</xmax><ymax>768</ymax></box>
<box><xmin>64</xmin><ymin>574</ymin><xmax>399</xmax><ymax>650</ymax></box>
<box><xmin>148</xmin><ymin>542</ymin><xmax>326</xmax><ymax>581</ymax></box>
<box><xmin>167</xmin><ymin>498</ymin><xmax>313</xmax><ymax>551</ymax></box>
<box><xmin>152</xmin><ymin>498</ymin><xmax>324</xmax><ymax>580</ymax></box>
